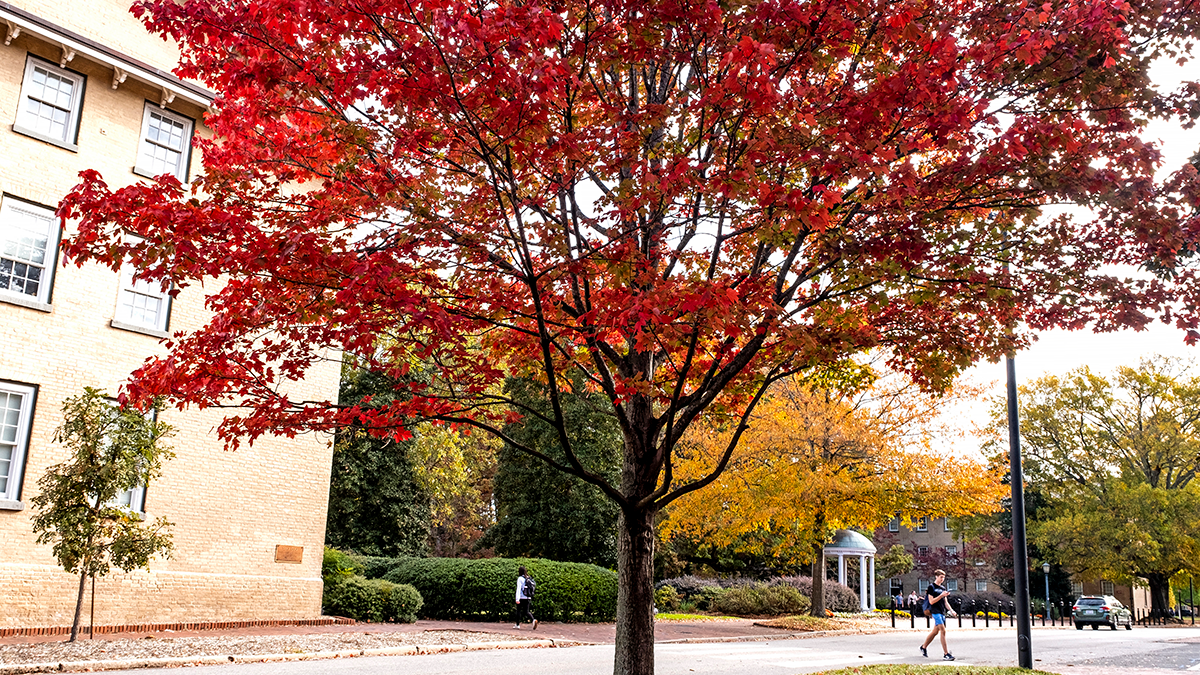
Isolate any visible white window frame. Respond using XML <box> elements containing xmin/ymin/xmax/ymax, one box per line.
<box><xmin>944</xmin><ymin>518</ymin><xmax>952</xmax><ymax>531</ymax></box>
<box><xmin>888</xmin><ymin>516</ymin><xmax>899</xmax><ymax>532</ymax></box>
<box><xmin>0</xmin><ymin>381</ymin><xmax>36</xmax><ymax>507</ymax></box>
<box><xmin>915</xmin><ymin>516</ymin><xmax>928</xmax><ymax>532</ymax></box>
<box><xmin>946</xmin><ymin>579</ymin><xmax>959</xmax><ymax>591</ymax></box>
<box><xmin>917</xmin><ymin>546</ymin><xmax>929</xmax><ymax>557</ymax></box>
<box><xmin>1101</xmin><ymin>580</ymin><xmax>1115</xmax><ymax>595</ymax></box>
<box><xmin>113</xmin><ymin>242</ymin><xmax>171</xmax><ymax>334</ymax></box>
<box><xmin>14</xmin><ymin>55</ymin><xmax>85</xmax><ymax>150</ymax></box>
<box><xmin>134</xmin><ymin>103</ymin><xmax>194</xmax><ymax>181</ymax></box>
<box><xmin>976</xmin><ymin>580</ymin><xmax>989</xmax><ymax>592</ymax></box>
<box><xmin>1071</xmin><ymin>581</ymin><xmax>1084</xmax><ymax>596</ymax></box>
<box><xmin>0</xmin><ymin>196</ymin><xmax>60</xmax><ymax>308</ymax></box>
<box><xmin>945</xmin><ymin>545</ymin><xmax>957</xmax><ymax>556</ymax></box>
<box><xmin>918</xmin><ymin>578</ymin><xmax>928</xmax><ymax>591</ymax></box>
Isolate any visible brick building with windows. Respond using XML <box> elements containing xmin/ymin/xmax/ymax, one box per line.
<box><xmin>874</xmin><ymin>516</ymin><xmax>1004</xmax><ymax>601</ymax></box>
<box><xmin>0</xmin><ymin>0</ymin><xmax>340</xmax><ymax>629</ymax></box>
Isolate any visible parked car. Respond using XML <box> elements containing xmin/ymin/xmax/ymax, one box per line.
<box><xmin>1072</xmin><ymin>595</ymin><xmax>1133</xmax><ymax>630</ymax></box>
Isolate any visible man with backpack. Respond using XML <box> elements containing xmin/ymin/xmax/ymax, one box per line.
<box><xmin>514</xmin><ymin>565</ymin><xmax>538</xmax><ymax>630</ymax></box>
<box><xmin>920</xmin><ymin>569</ymin><xmax>954</xmax><ymax>661</ymax></box>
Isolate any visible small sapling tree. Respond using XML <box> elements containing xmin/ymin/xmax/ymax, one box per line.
<box><xmin>30</xmin><ymin>388</ymin><xmax>175</xmax><ymax>642</ymax></box>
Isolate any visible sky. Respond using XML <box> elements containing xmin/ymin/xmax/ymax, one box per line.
<box><xmin>956</xmin><ymin>55</ymin><xmax>1200</xmax><ymax>435</ymax></box>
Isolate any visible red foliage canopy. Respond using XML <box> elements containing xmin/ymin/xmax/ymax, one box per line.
<box><xmin>61</xmin><ymin>0</ymin><xmax>1198</xmax><ymax>542</ymax></box>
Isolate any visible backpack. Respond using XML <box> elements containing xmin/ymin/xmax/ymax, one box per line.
<box><xmin>922</xmin><ymin>597</ymin><xmax>932</xmax><ymax>618</ymax></box>
<box><xmin>524</xmin><ymin>575</ymin><xmax>536</xmax><ymax>599</ymax></box>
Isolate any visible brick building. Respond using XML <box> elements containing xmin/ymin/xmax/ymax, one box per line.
<box><xmin>0</xmin><ymin>0</ymin><xmax>340</xmax><ymax>629</ymax></box>
<box><xmin>874</xmin><ymin>516</ymin><xmax>1003</xmax><ymax>600</ymax></box>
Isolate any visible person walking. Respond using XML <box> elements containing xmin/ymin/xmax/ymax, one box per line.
<box><xmin>894</xmin><ymin>591</ymin><xmax>905</xmax><ymax>609</ymax></box>
<box><xmin>514</xmin><ymin>565</ymin><xmax>538</xmax><ymax>630</ymax></box>
<box><xmin>907</xmin><ymin>589</ymin><xmax>919</xmax><ymax>608</ymax></box>
<box><xmin>920</xmin><ymin>569</ymin><xmax>954</xmax><ymax>661</ymax></box>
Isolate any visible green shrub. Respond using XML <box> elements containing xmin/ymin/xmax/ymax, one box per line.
<box><xmin>322</xmin><ymin>546</ymin><xmax>364</xmax><ymax>582</ymax></box>
<box><xmin>382</xmin><ymin>556</ymin><xmax>617</xmax><ymax>622</ymax></box>
<box><xmin>691</xmin><ymin>586</ymin><xmax>724</xmax><ymax>611</ymax></box>
<box><xmin>383</xmin><ymin>582</ymin><xmax>423</xmax><ymax>623</ymax></box>
<box><xmin>355</xmin><ymin>554</ymin><xmax>402</xmax><ymax>580</ymax></box>
<box><xmin>654</xmin><ymin>586</ymin><xmax>680</xmax><ymax>612</ymax></box>
<box><xmin>325</xmin><ymin>576</ymin><xmax>387</xmax><ymax>621</ymax></box>
<box><xmin>323</xmin><ymin>574</ymin><xmax>424</xmax><ymax>623</ymax></box>
<box><xmin>710</xmin><ymin>584</ymin><xmax>810</xmax><ymax>617</ymax></box>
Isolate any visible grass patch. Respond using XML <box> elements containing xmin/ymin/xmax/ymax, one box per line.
<box><xmin>816</xmin><ymin>662</ymin><xmax>1060</xmax><ymax>667</ymax></box>
<box><xmin>655</xmin><ymin>613</ymin><xmax>742</xmax><ymax>621</ymax></box>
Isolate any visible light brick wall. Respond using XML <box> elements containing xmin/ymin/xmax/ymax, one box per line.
<box><xmin>0</xmin><ymin>3</ymin><xmax>342</xmax><ymax>628</ymax></box>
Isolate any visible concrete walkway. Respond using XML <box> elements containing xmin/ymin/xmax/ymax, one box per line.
<box><xmin>0</xmin><ymin>617</ymin><xmax>798</xmax><ymax>646</ymax></box>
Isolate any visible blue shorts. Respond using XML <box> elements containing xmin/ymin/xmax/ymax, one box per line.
<box><xmin>933</xmin><ymin>613</ymin><xmax>946</xmax><ymax>626</ymax></box>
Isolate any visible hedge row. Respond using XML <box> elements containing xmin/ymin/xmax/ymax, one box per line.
<box><xmin>658</xmin><ymin>574</ymin><xmax>861</xmax><ymax>613</ymax></box>
<box><xmin>351</xmin><ymin>555</ymin><xmax>617</xmax><ymax>622</ymax></box>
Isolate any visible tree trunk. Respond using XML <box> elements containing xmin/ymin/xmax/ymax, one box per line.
<box><xmin>1146</xmin><ymin>572</ymin><xmax>1173</xmax><ymax>620</ymax></box>
<box><xmin>810</xmin><ymin>541</ymin><xmax>826</xmax><ymax>616</ymax></box>
<box><xmin>69</xmin><ymin>568</ymin><xmax>87</xmax><ymax>642</ymax></box>
<box><xmin>614</xmin><ymin>505</ymin><xmax>656</xmax><ymax>675</ymax></box>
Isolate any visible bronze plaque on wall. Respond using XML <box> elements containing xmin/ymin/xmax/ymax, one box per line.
<box><xmin>275</xmin><ymin>545</ymin><xmax>304</xmax><ymax>563</ymax></box>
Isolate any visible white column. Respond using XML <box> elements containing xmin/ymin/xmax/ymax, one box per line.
<box><xmin>838</xmin><ymin>554</ymin><xmax>846</xmax><ymax>585</ymax></box>
<box><xmin>859</xmin><ymin>554</ymin><xmax>868</xmax><ymax>611</ymax></box>
<box><xmin>869</xmin><ymin>556</ymin><xmax>876</xmax><ymax>612</ymax></box>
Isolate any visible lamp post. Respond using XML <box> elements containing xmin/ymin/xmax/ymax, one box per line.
<box><xmin>1042</xmin><ymin>562</ymin><xmax>1051</xmax><ymax>625</ymax></box>
<box><xmin>1007</xmin><ymin>352</ymin><xmax>1033</xmax><ymax>668</ymax></box>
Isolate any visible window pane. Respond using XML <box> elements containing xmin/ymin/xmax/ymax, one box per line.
<box><xmin>0</xmin><ymin>202</ymin><xmax>54</xmax><ymax>299</ymax></box>
<box><xmin>0</xmin><ymin>391</ymin><xmax>24</xmax><ymax>444</ymax></box>
<box><xmin>21</xmin><ymin>65</ymin><xmax>76</xmax><ymax>142</ymax></box>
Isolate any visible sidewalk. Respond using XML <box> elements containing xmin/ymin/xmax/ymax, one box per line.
<box><xmin>0</xmin><ymin>617</ymin><xmax>817</xmax><ymax>674</ymax></box>
<box><xmin>0</xmin><ymin>616</ymin><xmax>800</xmax><ymax>647</ymax></box>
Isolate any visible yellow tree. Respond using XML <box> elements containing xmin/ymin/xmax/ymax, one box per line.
<box><xmin>663</xmin><ymin>373</ymin><xmax>1005</xmax><ymax>615</ymax></box>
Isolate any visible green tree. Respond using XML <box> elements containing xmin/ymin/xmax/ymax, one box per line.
<box><xmin>484</xmin><ymin>377</ymin><xmax>621</xmax><ymax>567</ymax></box>
<box><xmin>876</xmin><ymin>544</ymin><xmax>915</xmax><ymax>582</ymax></box>
<box><xmin>1003</xmin><ymin>357</ymin><xmax>1200</xmax><ymax>619</ymax></box>
<box><xmin>327</xmin><ymin>368</ymin><xmax>431</xmax><ymax>557</ymax></box>
<box><xmin>30</xmin><ymin>388</ymin><xmax>174</xmax><ymax>642</ymax></box>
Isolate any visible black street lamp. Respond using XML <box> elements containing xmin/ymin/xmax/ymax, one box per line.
<box><xmin>1007</xmin><ymin>353</ymin><xmax>1033</xmax><ymax>668</ymax></box>
<box><xmin>1043</xmin><ymin>562</ymin><xmax>1051</xmax><ymax>623</ymax></box>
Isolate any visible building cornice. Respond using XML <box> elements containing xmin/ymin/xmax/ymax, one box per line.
<box><xmin>0</xmin><ymin>1</ymin><xmax>214</xmax><ymax>109</ymax></box>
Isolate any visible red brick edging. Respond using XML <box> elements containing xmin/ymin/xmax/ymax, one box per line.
<box><xmin>0</xmin><ymin>617</ymin><xmax>356</xmax><ymax>638</ymax></box>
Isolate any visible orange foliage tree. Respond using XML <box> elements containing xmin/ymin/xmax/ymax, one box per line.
<box><xmin>662</xmin><ymin>372</ymin><xmax>1006</xmax><ymax>615</ymax></box>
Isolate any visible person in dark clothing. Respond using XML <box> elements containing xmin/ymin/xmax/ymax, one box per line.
<box><xmin>920</xmin><ymin>569</ymin><xmax>954</xmax><ymax>661</ymax></box>
<box><xmin>514</xmin><ymin>565</ymin><xmax>537</xmax><ymax>630</ymax></box>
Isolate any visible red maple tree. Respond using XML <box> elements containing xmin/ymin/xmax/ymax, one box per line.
<box><xmin>60</xmin><ymin>1</ymin><xmax>1200</xmax><ymax>672</ymax></box>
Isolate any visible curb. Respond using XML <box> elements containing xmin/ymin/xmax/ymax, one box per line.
<box><xmin>0</xmin><ymin>639</ymin><xmax>564</xmax><ymax>674</ymax></box>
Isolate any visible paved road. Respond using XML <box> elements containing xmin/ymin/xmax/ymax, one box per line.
<box><xmin>97</xmin><ymin>626</ymin><xmax>1200</xmax><ymax>675</ymax></box>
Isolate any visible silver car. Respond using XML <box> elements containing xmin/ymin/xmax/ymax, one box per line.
<box><xmin>1072</xmin><ymin>595</ymin><xmax>1133</xmax><ymax>630</ymax></box>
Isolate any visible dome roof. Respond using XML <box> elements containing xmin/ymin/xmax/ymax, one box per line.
<box><xmin>823</xmin><ymin>529</ymin><xmax>877</xmax><ymax>554</ymax></box>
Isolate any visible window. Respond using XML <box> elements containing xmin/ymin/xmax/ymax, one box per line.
<box><xmin>890</xmin><ymin>578</ymin><xmax>903</xmax><ymax>592</ymax></box>
<box><xmin>888</xmin><ymin>516</ymin><xmax>899</xmax><ymax>532</ymax></box>
<box><xmin>915</xmin><ymin>516</ymin><xmax>928</xmax><ymax>532</ymax></box>
<box><xmin>1071</xmin><ymin>581</ymin><xmax>1084</xmax><ymax>596</ymax></box>
<box><xmin>135</xmin><ymin>104</ymin><xmax>193</xmax><ymax>180</ymax></box>
<box><xmin>1101</xmin><ymin>580</ymin><xmax>1115</xmax><ymax>595</ymax></box>
<box><xmin>976</xmin><ymin>580</ymin><xmax>989</xmax><ymax>592</ymax></box>
<box><xmin>944</xmin><ymin>545</ymin><xmax>957</xmax><ymax>556</ymax></box>
<box><xmin>917</xmin><ymin>546</ymin><xmax>929</xmax><ymax>557</ymax></box>
<box><xmin>114</xmin><ymin>247</ymin><xmax>171</xmax><ymax>333</ymax></box>
<box><xmin>946</xmin><ymin>579</ymin><xmax>959</xmax><ymax>591</ymax></box>
<box><xmin>0</xmin><ymin>197</ymin><xmax>59</xmax><ymax>307</ymax></box>
<box><xmin>0</xmin><ymin>382</ymin><xmax>36</xmax><ymax>505</ymax></box>
<box><xmin>14</xmin><ymin>56</ymin><xmax>84</xmax><ymax>149</ymax></box>
<box><xmin>918</xmin><ymin>578</ymin><xmax>928</xmax><ymax>591</ymax></box>
<box><xmin>944</xmin><ymin>518</ymin><xmax>952</xmax><ymax>532</ymax></box>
